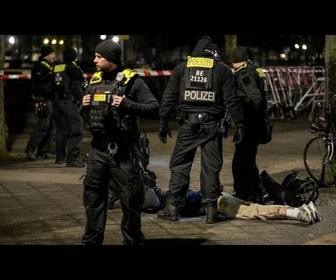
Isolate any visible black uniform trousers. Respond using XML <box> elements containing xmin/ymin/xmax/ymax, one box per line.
<box><xmin>166</xmin><ymin>120</ymin><xmax>223</xmax><ymax>208</ymax></box>
<box><xmin>82</xmin><ymin>136</ymin><xmax>145</xmax><ymax>245</ymax></box>
<box><xmin>232</xmin><ymin>140</ymin><xmax>260</xmax><ymax>199</ymax></box>
<box><xmin>54</xmin><ymin>99</ymin><xmax>83</xmax><ymax>162</ymax></box>
<box><xmin>26</xmin><ymin>100</ymin><xmax>54</xmax><ymax>155</ymax></box>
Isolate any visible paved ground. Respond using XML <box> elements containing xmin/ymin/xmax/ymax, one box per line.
<box><xmin>1</xmin><ymin>115</ymin><xmax>336</xmax><ymax>247</ymax></box>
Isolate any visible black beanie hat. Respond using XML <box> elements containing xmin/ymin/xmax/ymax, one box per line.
<box><xmin>40</xmin><ymin>46</ymin><xmax>55</xmax><ymax>57</ymax></box>
<box><xmin>95</xmin><ymin>40</ymin><xmax>122</xmax><ymax>64</ymax></box>
<box><xmin>231</xmin><ymin>46</ymin><xmax>249</xmax><ymax>63</ymax></box>
<box><xmin>63</xmin><ymin>47</ymin><xmax>77</xmax><ymax>62</ymax></box>
<box><xmin>192</xmin><ymin>36</ymin><xmax>216</xmax><ymax>56</ymax></box>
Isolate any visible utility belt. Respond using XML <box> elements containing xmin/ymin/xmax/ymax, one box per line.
<box><xmin>178</xmin><ymin>111</ymin><xmax>221</xmax><ymax>132</ymax></box>
<box><xmin>184</xmin><ymin>112</ymin><xmax>221</xmax><ymax>122</ymax></box>
<box><xmin>91</xmin><ymin>134</ymin><xmax>118</xmax><ymax>155</ymax></box>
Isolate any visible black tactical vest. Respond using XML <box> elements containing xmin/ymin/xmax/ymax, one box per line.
<box><xmin>84</xmin><ymin>69</ymin><xmax>137</xmax><ymax>133</ymax></box>
<box><xmin>180</xmin><ymin>56</ymin><xmax>219</xmax><ymax>106</ymax></box>
<box><xmin>54</xmin><ymin>62</ymin><xmax>85</xmax><ymax>98</ymax></box>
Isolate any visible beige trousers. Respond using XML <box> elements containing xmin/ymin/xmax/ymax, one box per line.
<box><xmin>217</xmin><ymin>192</ymin><xmax>285</xmax><ymax>220</ymax></box>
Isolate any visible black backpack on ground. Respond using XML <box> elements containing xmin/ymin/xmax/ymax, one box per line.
<box><xmin>260</xmin><ymin>170</ymin><xmax>318</xmax><ymax>207</ymax></box>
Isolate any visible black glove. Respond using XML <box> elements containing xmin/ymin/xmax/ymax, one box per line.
<box><xmin>233</xmin><ymin>127</ymin><xmax>244</xmax><ymax>145</ymax></box>
<box><xmin>158</xmin><ymin>124</ymin><xmax>172</xmax><ymax>143</ymax></box>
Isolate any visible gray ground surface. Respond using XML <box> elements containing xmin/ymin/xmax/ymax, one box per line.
<box><xmin>1</xmin><ymin>117</ymin><xmax>336</xmax><ymax>248</ymax></box>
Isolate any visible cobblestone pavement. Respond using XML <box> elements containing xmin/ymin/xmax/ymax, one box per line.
<box><xmin>1</xmin><ymin>117</ymin><xmax>336</xmax><ymax>247</ymax></box>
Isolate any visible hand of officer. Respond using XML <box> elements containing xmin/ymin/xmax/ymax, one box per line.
<box><xmin>82</xmin><ymin>94</ymin><xmax>91</xmax><ymax>106</ymax></box>
<box><xmin>112</xmin><ymin>95</ymin><xmax>125</xmax><ymax>107</ymax></box>
<box><xmin>158</xmin><ymin>124</ymin><xmax>172</xmax><ymax>143</ymax></box>
<box><xmin>233</xmin><ymin>127</ymin><xmax>244</xmax><ymax>145</ymax></box>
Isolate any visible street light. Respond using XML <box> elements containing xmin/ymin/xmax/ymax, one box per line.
<box><xmin>112</xmin><ymin>36</ymin><xmax>124</xmax><ymax>62</ymax></box>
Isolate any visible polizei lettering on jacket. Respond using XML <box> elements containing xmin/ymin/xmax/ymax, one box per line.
<box><xmin>184</xmin><ymin>90</ymin><xmax>216</xmax><ymax>102</ymax></box>
<box><xmin>187</xmin><ymin>57</ymin><xmax>214</xmax><ymax>68</ymax></box>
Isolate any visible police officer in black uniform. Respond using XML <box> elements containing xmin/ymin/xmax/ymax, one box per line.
<box><xmin>25</xmin><ymin>46</ymin><xmax>56</xmax><ymax>160</ymax></box>
<box><xmin>54</xmin><ymin>47</ymin><xmax>86</xmax><ymax>167</ymax></box>
<box><xmin>81</xmin><ymin>39</ymin><xmax>159</xmax><ymax>245</ymax></box>
<box><xmin>157</xmin><ymin>36</ymin><xmax>245</xmax><ymax>224</ymax></box>
<box><xmin>231</xmin><ymin>46</ymin><xmax>269</xmax><ymax>203</ymax></box>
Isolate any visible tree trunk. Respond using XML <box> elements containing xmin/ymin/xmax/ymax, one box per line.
<box><xmin>0</xmin><ymin>35</ymin><xmax>8</xmax><ymax>158</ymax></box>
<box><xmin>224</xmin><ymin>35</ymin><xmax>237</xmax><ymax>65</ymax></box>
<box><xmin>325</xmin><ymin>35</ymin><xmax>336</xmax><ymax>105</ymax></box>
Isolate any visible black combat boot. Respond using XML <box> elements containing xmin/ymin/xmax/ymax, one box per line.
<box><xmin>206</xmin><ymin>204</ymin><xmax>227</xmax><ymax>224</ymax></box>
<box><xmin>157</xmin><ymin>200</ymin><xmax>178</xmax><ymax>221</ymax></box>
<box><xmin>66</xmin><ymin>158</ymin><xmax>85</xmax><ymax>168</ymax></box>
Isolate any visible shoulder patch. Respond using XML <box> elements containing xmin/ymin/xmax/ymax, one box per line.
<box><xmin>255</xmin><ymin>67</ymin><xmax>266</xmax><ymax>78</ymax></box>
<box><xmin>90</xmin><ymin>71</ymin><xmax>103</xmax><ymax>85</ymax></box>
<box><xmin>41</xmin><ymin>60</ymin><xmax>54</xmax><ymax>71</ymax></box>
<box><xmin>54</xmin><ymin>64</ymin><xmax>67</xmax><ymax>73</ymax></box>
<box><xmin>121</xmin><ymin>68</ymin><xmax>138</xmax><ymax>85</ymax></box>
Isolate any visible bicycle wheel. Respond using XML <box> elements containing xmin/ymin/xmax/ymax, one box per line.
<box><xmin>303</xmin><ymin>136</ymin><xmax>336</xmax><ymax>187</ymax></box>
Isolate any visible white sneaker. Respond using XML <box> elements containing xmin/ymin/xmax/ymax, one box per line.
<box><xmin>307</xmin><ymin>201</ymin><xmax>323</xmax><ymax>222</ymax></box>
<box><xmin>298</xmin><ymin>204</ymin><xmax>314</xmax><ymax>224</ymax></box>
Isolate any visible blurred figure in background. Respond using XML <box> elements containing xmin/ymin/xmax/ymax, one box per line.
<box><xmin>54</xmin><ymin>47</ymin><xmax>86</xmax><ymax>167</ymax></box>
<box><xmin>25</xmin><ymin>46</ymin><xmax>56</xmax><ymax>160</ymax></box>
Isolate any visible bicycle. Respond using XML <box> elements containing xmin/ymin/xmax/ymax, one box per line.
<box><xmin>303</xmin><ymin>96</ymin><xmax>336</xmax><ymax>188</ymax></box>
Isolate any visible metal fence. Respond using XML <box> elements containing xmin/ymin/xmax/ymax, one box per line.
<box><xmin>262</xmin><ymin>66</ymin><xmax>325</xmax><ymax>120</ymax></box>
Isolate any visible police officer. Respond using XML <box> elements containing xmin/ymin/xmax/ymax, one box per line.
<box><xmin>81</xmin><ymin>39</ymin><xmax>159</xmax><ymax>245</ymax></box>
<box><xmin>25</xmin><ymin>46</ymin><xmax>56</xmax><ymax>160</ymax></box>
<box><xmin>54</xmin><ymin>47</ymin><xmax>86</xmax><ymax>167</ymax></box>
<box><xmin>231</xmin><ymin>46</ymin><xmax>269</xmax><ymax>203</ymax></box>
<box><xmin>157</xmin><ymin>36</ymin><xmax>245</xmax><ymax>224</ymax></box>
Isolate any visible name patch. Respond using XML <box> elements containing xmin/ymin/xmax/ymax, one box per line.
<box><xmin>93</xmin><ymin>94</ymin><xmax>107</xmax><ymax>102</ymax></box>
<box><xmin>184</xmin><ymin>90</ymin><xmax>215</xmax><ymax>102</ymax></box>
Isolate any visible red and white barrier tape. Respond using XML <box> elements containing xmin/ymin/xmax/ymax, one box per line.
<box><xmin>0</xmin><ymin>67</ymin><xmax>324</xmax><ymax>81</ymax></box>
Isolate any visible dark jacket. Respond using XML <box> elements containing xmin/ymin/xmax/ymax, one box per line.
<box><xmin>64</xmin><ymin>61</ymin><xmax>86</xmax><ymax>101</ymax></box>
<box><xmin>234</xmin><ymin>60</ymin><xmax>267</xmax><ymax>141</ymax></box>
<box><xmin>160</xmin><ymin>41</ymin><xmax>244</xmax><ymax>128</ymax></box>
<box><xmin>31</xmin><ymin>58</ymin><xmax>55</xmax><ymax>100</ymax></box>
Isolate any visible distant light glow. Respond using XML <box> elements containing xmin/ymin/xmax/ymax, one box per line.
<box><xmin>8</xmin><ymin>36</ymin><xmax>15</xmax><ymax>45</ymax></box>
<box><xmin>112</xmin><ymin>36</ymin><xmax>120</xmax><ymax>43</ymax></box>
<box><xmin>280</xmin><ymin>53</ymin><xmax>287</xmax><ymax>59</ymax></box>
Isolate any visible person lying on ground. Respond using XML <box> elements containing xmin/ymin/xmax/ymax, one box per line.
<box><xmin>142</xmin><ymin>185</ymin><xmax>322</xmax><ymax>224</ymax></box>
<box><xmin>217</xmin><ymin>191</ymin><xmax>322</xmax><ymax>224</ymax></box>
<box><xmin>109</xmin><ymin>171</ymin><xmax>322</xmax><ymax>225</ymax></box>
